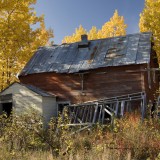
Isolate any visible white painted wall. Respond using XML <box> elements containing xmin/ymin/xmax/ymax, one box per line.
<box><xmin>42</xmin><ymin>97</ymin><xmax>57</xmax><ymax>126</ymax></box>
<box><xmin>0</xmin><ymin>83</ymin><xmax>43</xmax><ymax>114</ymax></box>
<box><xmin>0</xmin><ymin>83</ymin><xmax>57</xmax><ymax>126</ymax></box>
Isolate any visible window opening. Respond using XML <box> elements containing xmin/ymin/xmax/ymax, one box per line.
<box><xmin>57</xmin><ymin>102</ymin><xmax>70</xmax><ymax>114</ymax></box>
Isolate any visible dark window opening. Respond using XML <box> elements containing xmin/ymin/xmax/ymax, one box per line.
<box><xmin>78</xmin><ymin>43</ymin><xmax>90</xmax><ymax>48</ymax></box>
<box><xmin>58</xmin><ymin>103</ymin><xmax>70</xmax><ymax>114</ymax></box>
<box><xmin>2</xmin><ymin>102</ymin><xmax>12</xmax><ymax>117</ymax></box>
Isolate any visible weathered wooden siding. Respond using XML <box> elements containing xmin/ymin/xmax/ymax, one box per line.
<box><xmin>144</xmin><ymin>50</ymin><xmax>159</xmax><ymax>102</ymax></box>
<box><xmin>19</xmin><ymin>64</ymin><xmax>147</xmax><ymax>104</ymax></box>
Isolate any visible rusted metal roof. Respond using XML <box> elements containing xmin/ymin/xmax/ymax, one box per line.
<box><xmin>20</xmin><ymin>32</ymin><xmax>152</xmax><ymax>76</ymax></box>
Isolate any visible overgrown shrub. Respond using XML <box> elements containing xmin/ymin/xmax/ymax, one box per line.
<box><xmin>0</xmin><ymin>111</ymin><xmax>160</xmax><ymax>160</ymax></box>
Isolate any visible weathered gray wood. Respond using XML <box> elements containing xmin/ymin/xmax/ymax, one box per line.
<box><xmin>104</xmin><ymin>108</ymin><xmax>112</xmax><ymax>116</ymax></box>
<box><xmin>98</xmin><ymin>105</ymin><xmax>102</xmax><ymax>122</ymax></box>
<box><xmin>102</xmin><ymin>105</ymin><xmax>105</xmax><ymax>124</ymax></box>
<box><xmin>92</xmin><ymin>103</ymin><xmax>98</xmax><ymax>123</ymax></box>
<box><xmin>120</xmin><ymin>101</ymin><xmax>125</xmax><ymax>116</ymax></box>
<box><xmin>147</xmin><ymin>63</ymin><xmax>151</xmax><ymax>89</ymax></box>
<box><xmin>89</xmin><ymin>106</ymin><xmax>94</xmax><ymax>122</ymax></box>
<box><xmin>65</xmin><ymin>91</ymin><xmax>147</xmax><ymax>126</ymax></box>
<box><xmin>64</xmin><ymin>123</ymin><xmax>92</xmax><ymax>126</ymax></box>
<box><xmin>115</xmin><ymin>101</ymin><xmax>119</xmax><ymax>116</ymax></box>
<box><xmin>86</xmin><ymin>106</ymin><xmax>90</xmax><ymax>122</ymax></box>
<box><xmin>82</xmin><ymin>107</ymin><xmax>87</xmax><ymax>122</ymax></box>
<box><xmin>141</xmin><ymin>94</ymin><xmax>146</xmax><ymax>121</ymax></box>
<box><xmin>153</xmin><ymin>70</ymin><xmax>156</xmax><ymax>83</ymax></box>
<box><xmin>105</xmin><ymin>105</ymin><xmax>115</xmax><ymax>112</ymax></box>
<box><xmin>74</xmin><ymin>107</ymin><xmax>79</xmax><ymax>123</ymax></box>
<box><xmin>71</xmin><ymin>124</ymin><xmax>92</xmax><ymax>135</ymax></box>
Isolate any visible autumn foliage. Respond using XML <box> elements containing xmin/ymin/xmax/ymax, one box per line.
<box><xmin>139</xmin><ymin>0</ymin><xmax>160</xmax><ymax>62</ymax></box>
<box><xmin>62</xmin><ymin>10</ymin><xmax>127</xmax><ymax>43</ymax></box>
<box><xmin>0</xmin><ymin>112</ymin><xmax>160</xmax><ymax>160</ymax></box>
<box><xmin>0</xmin><ymin>0</ymin><xmax>53</xmax><ymax>90</ymax></box>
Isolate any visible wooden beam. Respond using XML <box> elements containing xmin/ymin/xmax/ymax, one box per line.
<box><xmin>141</xmin><ymin>93</ymin><xmax>147</xmax><ymax>121</ymax></box>
<box><xmin>152</xmin><ymin>70</ymin><xmax>156</xmax><ymax>83</ymax></box>
<box><xmin>86</xmin><ymin>106</ymin><xmax>90</xmax><ymax>122</ymax></box>
<box><xmin>74</xmin><ymin>107</ymin><xmax>79</xmax><ymax>123</ymax></box>
<box><xmin>92</xmin><ymin>103</ymin><xmax>98</xmax><ymax>123</ymax></box>
<box><xmin>147</xmin><ymin>63</ymin><xmax>151</xmax><ymax>89</ymax></box>
<box><xmin>115</xmin><ymin>101</ymin><xmax>119</xmax><ymax>116</ymax></box>
<box><xmin>88</xmin><ymin>106</ymin><xmax>94</xmax><ymax>123</ymax></box>
<box><xmin>104</xmin><ymin>108</ymin><xmax>112</xmax><ymax>116</ymax></box>
<box><xmin>120</xmin><ymin>101</ymin><xmax>125</xmax><ymax>116</ymax></box>
<box><xmin>102</xmin><ymin>105</ymin><xmax>105</xmax><ymax>124</ymax></box>
<box><xmin>98</xmin><ymin>105</ymin><xmax>102</xmax><ymax>122</ymax></box>
<box><xmin>82</xmin><ymin>107</ymin><xmax>87</xmax><ymax>123</ymax></box>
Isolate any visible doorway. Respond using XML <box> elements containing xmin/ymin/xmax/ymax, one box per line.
<box><xmin>2</xmin><ymin>103</ymin><xmax>12</xmax><ymax>117</ymax></box>
<box><xmin>57</xmin><ymin>102</ymin><xmax>70</xmax><ymax>115</ymax></box>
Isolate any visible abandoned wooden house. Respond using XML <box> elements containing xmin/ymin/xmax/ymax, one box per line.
<box><xmin>0</xmin><ymin>32</ymin><xmax>159</xmax><ymax>125</ymax></box>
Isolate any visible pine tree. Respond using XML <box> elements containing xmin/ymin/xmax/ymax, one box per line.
<box><xmin>0</xmin><ymin>0</ymin><xmax>53</xmax><ymax>90</ymax></box>
<box><xmin>139</xmin><ymin>0</ymin><xmax>160</xmax><ymax>62</ymax></box>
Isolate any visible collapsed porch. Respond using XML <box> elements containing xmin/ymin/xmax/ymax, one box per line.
<box><xmin>64</xmin><ymin>92</ymin><xmax>147</xmax><ymax>127</ymax></box>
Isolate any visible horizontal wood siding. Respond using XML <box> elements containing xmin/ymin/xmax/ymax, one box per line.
<box><xmin>19</xmin><ymin>64</ymin><xmax>145</xmax><ymax>104</ymax></box>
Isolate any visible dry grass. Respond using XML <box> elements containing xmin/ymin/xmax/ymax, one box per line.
<box><xmin>0</xmin><ymin>112</ymin><xmax>160</xmax><ymax>160</ymax></box>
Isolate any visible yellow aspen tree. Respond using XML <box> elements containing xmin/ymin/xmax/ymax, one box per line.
<box><xmin>62</xmin><ymin>25</ymin><xmax>87</xmax><ymax>43</ymax></box>
<box><xmin>88</xmin><ymin>26</ymin><xmax>98</xmax><ymax>40</ymax></box>
<box><xmin>62</xmin><ymin>10</ymin><xmax>127</xmax><ymax>43</ymax></box>
<box><xmin>139</xmin><ymin>0</ymin><xmax>160</xmax><ymax>62</ymax></box>
<box><xmin>0</xmin><ymin>0</ymin><xmax>53</xmax><ymax>90</ymax></box>
<box><xmin>98</xmin><ymin>10</ymin><xmax>127</xmax><ymax>38</ymax></box>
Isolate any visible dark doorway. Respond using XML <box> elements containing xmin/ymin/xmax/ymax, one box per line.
<box><xmin>58</xmin><ymin>103</ymin><xmax>70</xmax><ymax>114</ymax></box>
<box><xmin>2</xmin><ymin>103</ymin><xmax>12</xmax><ymax>117</ymax></box>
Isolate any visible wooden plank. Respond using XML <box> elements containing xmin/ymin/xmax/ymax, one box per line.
<box><xmin>74</xmin><ymin>107</ymin><xmax>79</xmax><ymax>123</ymax></box>
<box><xmin>104</xmin><ymin>108</ymin><xmax>112</xmax><ymax>116</ymax></box>
<box><xmin>152</xmin><ymin>70</ymin><xmax>156</xmax><ymax>83</ymax></box>
<box><xmin>82</xmin><ymin>107</ymin><xmax>87</xmax><ymax>123</ymax></box>
<box><xmin>92</xmin><ymin>103</ymin><xmax>98</xmax><ymax>123</ymax></box>
<box><xmin>120</xmin><ymin>101</ymin><xmax>125</xmax><ymax>116</ymax></box>
<box><xmin>141</xmin><ymin>93</ymin><xmax>146</xmax><ymax>121</ymax></box>
<box><xmin>98</xmin><ymin>105</ymin><xmax>102</xmax><ymax>122</ymax></box>
<box><xmin>102</xmin><ymin>105</ymin><xmax>105</xmax><ymax>124</ymax></box>
<box><xmin>64</xmin><ymin>123</ymin><xmax>92</xmax><ymax>126</ymax></box>
<box><xmin>147</xmin><ymin>63</ymin><xmax>151</xmax><ymax>89</ymax></box>
<box><xmin>86</xmin><ymin>106</ymin><xmax>91</xmax><ymax>122</ymax></box>
<box><xmin>115</xmin><ymin>101</ymin><xmax>119</xmax><ymax>116</ymax></box>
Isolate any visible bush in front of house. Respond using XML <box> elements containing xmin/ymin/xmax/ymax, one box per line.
<box><xmin>0</xmin><ymin>111</ymin><xmax>160</xmax><ymax>160</ymax></box>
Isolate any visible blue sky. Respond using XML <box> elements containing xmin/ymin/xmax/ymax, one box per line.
<box><xmin>35</xmin><ymin>0</ymin><xmax>145</xmax><ymax>44</ymax></box>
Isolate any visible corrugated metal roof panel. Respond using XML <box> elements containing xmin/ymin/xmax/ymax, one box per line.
<box><xmin>20</xmin><ymin>32</ymin><xmax>152</xmax><ymax>75</ymax></box>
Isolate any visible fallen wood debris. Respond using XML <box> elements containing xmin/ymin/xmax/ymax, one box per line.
<box><xmin>63</xmin><ymin>92</ymin><xmax>147</xmax><ymax>130</ymax></box>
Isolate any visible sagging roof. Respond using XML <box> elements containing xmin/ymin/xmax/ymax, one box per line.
<box><xmin>0</xmin><ymin>82</ymin><xmax>56</xmax><ymax>97</ymax></box>
<box><xmin>20</xmin><ymin>32</ymin><xmax>152</xmax><ymax>76</ymax></box>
